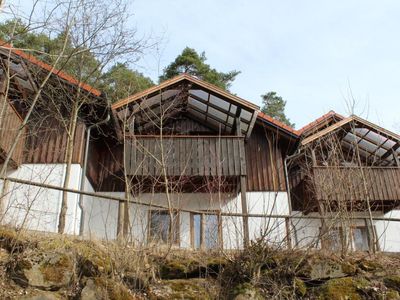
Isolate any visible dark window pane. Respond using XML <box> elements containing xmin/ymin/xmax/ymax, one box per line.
<box><xmin>149</xmin><ymin>211</ymin><xmax>179</xmax><ymax>244</ymax></box>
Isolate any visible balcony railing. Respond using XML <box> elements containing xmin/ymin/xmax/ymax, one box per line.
<box><xmin>0</xmin><ymin>99</ymin><xmax>24</xmax><ymax>167</ymax></box>
<box><xmin>312</xmin><ymin>166</ymin><xmax>400</xmax><ymax>202</ymax></box>
<box><xmin>125</xmin><ymin>135</ymin><xmax>246</xmax><ymax>177</ymax></box>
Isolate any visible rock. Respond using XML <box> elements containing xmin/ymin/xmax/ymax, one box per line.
<box><xmin>232</xmin><ymin>283</ymin><xmax>263</xmax><ymax>300</ymax></box>
<box><xmin>81</xmin><ymin>279</ymin><xmax>102</xmax><ymax>300</ymax></box>
<box><xmin>0</xmin><ymin>227</ymin><xmax>29</xmax><ymax>253</ymax></box>
<box><xmin>159</xmin><ymin>259</ymin><xmax>198</xmax><ymax>279</ymax></box>
<box><xmin>9</xmin><ymin>251</ymin><xmax>75</xmax><ymax>290</ymax></box>
<box><xmin>358</xmin><ymin>259</ymin><xmax>382</xmax><ymax>272</ymax></box>
<box><xmin>384</xmin><ymin>275</ymin><xmax>400</xmax><ymax>292</ymax></box>
<box><xmin>318</xmin><ymin>277</ymin><xmax>369</xmax><ymax>300</ymax></box>
<box><xmin>148</xmin><ymin>279</ymin><xmax>214</xmax><ymax>300</ymax></box>
<box><xmin>300</xmin><ymin>258</ymin><xmax>346</xmax><ymax>280</ymax></box>
<box><xmin>123</xmin><ymin>272</ymin><xmax>149</xmax><ymax>291</ymax></box>
<box><xmin>159</xmin><ymin>257</ymin><xmax>227</xmax><ymax>279</ymax></box>
<box><xmin>16</xmin><ymin>291</ymin><xmax>62</xmax><ymax>300</ymax></box>
<box><xmin>386</xmin><ymin>289</ymin><xmax>400</xmax><ymax>300</ymax></box>
<box><xmin>81</xmin><ymin>277</ymin><xmax>135</xmax><ymax>300</ymax></box>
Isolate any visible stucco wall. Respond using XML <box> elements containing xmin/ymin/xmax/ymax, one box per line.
<box><xmin>291</xmin><ymin>210</ymin><xmax>400</xmax><ymax>252</ymax></box>
<box><xmin>82</xmin><ymin>191</ymin><xmax>290</xmax><ymax>249</ymax></box>
<box><xmin>0</xmin><ymin>164</ymin><xmax>84</xmax><ymax>235</ymax></box>
<box><xmin>0</xmin><ymin>167</ymin><xmax>291</xmax><ymax>249</ymax></box>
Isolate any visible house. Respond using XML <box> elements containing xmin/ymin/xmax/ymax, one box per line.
<box><xmin>289</xmin><ymin>113</ymin><xmax>400</xmax><ymax>252</ymax></box>
<box><xmin>1</xmin><ymin>42</ymin><xmax>400</xmax><ymax>251</ymax></box>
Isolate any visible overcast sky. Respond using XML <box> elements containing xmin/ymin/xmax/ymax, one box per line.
<box><xmin>6</xmin><ymin>0</ymin><xmax>400</xmax><ymax>131</ymax></box>
<box><xmin>131</xmin><ymin>0</ymin><xmax>400</xmax><ymax>132</ymax></box>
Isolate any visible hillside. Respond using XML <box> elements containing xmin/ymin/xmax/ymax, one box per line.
<box><xmin>0</xmin><ymin>226</ymin><xmax>400</xmax><ymax>299</ymax></box>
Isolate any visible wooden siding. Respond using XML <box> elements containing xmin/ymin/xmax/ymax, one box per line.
<box><xmin>0</xmin><ymin>99</ymin><xmax>24</xmax><ymax>167</ymax></box>
<box><xmin>245</xmin><ymin>126</ymin><xmax>286</xmax><ymax>191</ymax></box>
<box><xmin>313</xmin><ymin>166</ymin><xmax>400</xmax><ymax>202</ymax></box>
<box><xmin>125</xmin><ymin>136</ymin><xmax>246</xmax><ymax>177</ymax></box>
<box><xmin>24</xmin><ymin>122</ymin><xmax>86</xmax><ymax>164</ymax></box>
<box><xmin>86</xmin><ymin>141</ymin><xmax>124</xmax><ymax>191</ymax></box>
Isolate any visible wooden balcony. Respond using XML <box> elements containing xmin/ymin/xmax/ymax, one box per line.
<box><xmin>125</xmin><ymin>135</ymin><xmax>246</xmax><ymax>177</ymax></box>
<box><xmin>0</xmin><ymin>99</ymin><xmax>24</xmax><ymax>167</ymax></box>
<box><xmin>312</xmin><ymin>166</ymin><xmax>400</xmax><ymax>202</ymax></box>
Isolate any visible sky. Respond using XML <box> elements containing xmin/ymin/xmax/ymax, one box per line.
<box><xmin>4</xmin><ymin>0</ymin><xmax>400</xmax><ymax>131</ymax></box>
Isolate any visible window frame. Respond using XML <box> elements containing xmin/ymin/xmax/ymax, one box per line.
<box><xmin>190</xmin><ymin>210</ymin><xmax>223</xmax><ymax>250</ymax></box>
<box><xmin>148</xmin><ymin>209</ymin><xmax>180</xmax><ymax>245</ymax></box>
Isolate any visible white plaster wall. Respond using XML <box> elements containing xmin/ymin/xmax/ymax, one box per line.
<box><xmin>0</xmin><ymin>165</ymin><xmax>292</xmax><ymax>250</ymax></box>
<box><xmin>375</xmin><ymin>209</ymin><xmax>400</xmax><ymax>252</ymax></box>
<box><xmin>292</xmin><ymin>210</ymin><xmax>400</xmax><ymax>252</ymax></box>
<box><xmin>0</xmin><ymin>164</ymin><xmax>83</xmax><ymax>235</ymax></box>
<box><xmin>81</xmin><ymin>191</ymin><xmax>290</xmax><ymax>249</ymax></box>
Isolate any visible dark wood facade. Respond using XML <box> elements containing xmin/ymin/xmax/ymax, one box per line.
<box><xmin>125</xmin><ymin>135</ymin><xmax>246</xmax><ymax>177</ymax></box>
<box><xmin>0</xmin><ymin>98</ymin><xmax>25</xmax><ymax>167</ymax></box>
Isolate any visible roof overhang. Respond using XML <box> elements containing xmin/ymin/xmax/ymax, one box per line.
<box><xmin>301</xmin><ymin>115</ymin><xmax>400</xmax><ymax>166</ymax></box>
<box><xmin>113</xmin><ymin>74</ymin><xmax>260</xmax><ymax>138</ymax></box>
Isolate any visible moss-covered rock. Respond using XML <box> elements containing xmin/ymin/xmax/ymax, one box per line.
<box><xmin>0</xmin><ymin>227</ymin><xmax>31</xmax><ymax>253</ymax></box>
<box><xmin>16</xmin><ymin>291</ymin><xmax>62</xmax><ymax>300</ymax></box>
<box><xmin>8</xmin><ymin>250</ymin><xmax>75</xmax><ymax>290</ymax></box>
<box><xmin>384</xmin><ymin>275</ymin><xmax>400</xmax><ymax>292</ymax></box>
<box><xmin>358</xmin><ymin>259</ymin><xmax>383</xmax><ymax>272</ymax></box>
<box><xmin>81</xmin><ymin>277</ymin><xmax>135</xmax><ymax>300</ymax></box>
<box><xmin>148</xmin><ymin>279</ymin><xmax>215</xmax><ymax>300</ymax></box>
<box><xmin>386</xmin><ymin>289</ymin><xmax>400</xmax><ymax>300</ymax></box>
<box><xmin>232</xmin><ymin>283</ymin><xmax>263</xmax><ymax>300</ymax></box>
<box><xmin>299</xmin><ymin>256</ymin><xmax>345</xmax><ymax>280</ymax></box>
<box><xmin>318</xmin><ymin>277</ymin><xmax>369</xmax><ymax>300</ymax></box>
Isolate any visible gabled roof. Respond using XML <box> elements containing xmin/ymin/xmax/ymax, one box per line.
<box><xmin>301</xmin><ymin>114</ymin><xmax>400</xmax><ymax>166</ymax></box>
<box><xmin>257</xmin><ymin>111</ymin><xmax>299</xmax><ymax>137</ymax></box>
<box><xmin>112</xmin><ymin>73</ymin><xmax>258</xmax><ymax>110</ymax></box>
<box><xmin>112</xmin><ymin>73</ymin><xmax>301</xmax><ymax>139</ymax></box>
<box><xmin>0</xmin><ymin>40</ymin><xmax>101</xmax><ymax>96</ymax></box>
<box><xmin>298</xmin><ymin>110</ymin><xmax>344</xmax><ymax>136</ymax></box>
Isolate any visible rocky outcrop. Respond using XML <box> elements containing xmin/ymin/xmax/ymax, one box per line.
<box><xmin>1</xmin><ymin>226</ymin><xmax>400</xmax><ymax>299</ymax></box>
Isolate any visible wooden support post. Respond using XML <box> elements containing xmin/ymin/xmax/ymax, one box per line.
<box><xmin>117</xmin><ymin>200</ymin><xmax>125</xmax><ymax>238</ymax></box>
<box><xmin>0</xmin><ymin>178</ymin><xmax>9</xmax><ymax>220</ymax></box>
<box><xmin>285</xmin><ymin>217</ymin><xmax>292</xmax><ymax>250</ymax></box>
<box><xmin>311</xmin><ymin>149</ymin><xmax>328</xmax><ymax>249</ymax></box>
<box><xmin>393</xmin><ymin>149</ymin><xmax>400</xmax><ymax>167</ymax></box>
<box><xmin>364</xmin><ymin>218</ymin><xmax>378</xmax><ymax>252</ymax></box>
<box><xmin>240</xmin><ymin>176</ymin><xmax>249</xmax><ymax>247</ymax></box>
<box><xmin>236</xmin><ymin>116</ymin><xmax>249</xmax><ymax>247</ymax></box>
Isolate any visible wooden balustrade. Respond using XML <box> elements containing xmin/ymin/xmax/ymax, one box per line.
<box><xmin>125</xmin><ymin>135</ymin><xmax>246</xmax><ymax>177</ymax></box>
<box><xmin>312</xmin><ymin>166</ymin><xmax>400</xmax><ymax>202</ymax></box>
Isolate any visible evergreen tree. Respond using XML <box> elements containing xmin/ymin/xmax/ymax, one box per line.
<box><xmin>101</xmin><ymin>63</ymin><xmax>154</xmax><ymax>102</ymax></box>
<box><xmin>261</xmin><ymin>91</ymin><xmax>294</xmax><ymax>127</ymax></box>
<box><xmin>0</xmin><ymin>19</ymin><xmax>153</xmax><ymax>102</ymax></box>
<box><xmin>160</xmin><ymin>47</ymin><xmax>240</xmax><ymax>91</ymax></box>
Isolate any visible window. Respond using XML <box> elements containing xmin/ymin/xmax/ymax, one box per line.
<box><xmin>321</xmin><ymin>228</ymin><xmax>343</xmax><ymax>251</ymax></box>
<box><xmin>352</xmin><ymin>227</ymin><xmax>370</xmax><ymax>251</ymax></box>
<box><xmin>191</xmin><ymin>212</ymin><xmax>221</xmax><ymax>249</ymax></box>
<box><xmin>149</xmin><ymin>210</ymin><xmax>179</xmax><ymax>245</ymax></box>
<box><xmin>320</xmin><ymin>226</ymin><xmax>374</xmax><ymax>252</ymax></box>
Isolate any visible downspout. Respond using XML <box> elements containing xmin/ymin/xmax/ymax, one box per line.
<box><xmin>78</xmin><ymin>114</ymin><xmax>110</xmax><ymax>236</ymax></box>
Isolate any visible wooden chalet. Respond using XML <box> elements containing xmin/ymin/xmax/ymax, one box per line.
<box><xmin>96</xmin><ymin>74</ymin><xmax>299</xmax><ymax>245</ymax></box>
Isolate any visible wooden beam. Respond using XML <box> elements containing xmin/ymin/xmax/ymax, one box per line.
<box><xmin>117</xmin><ymin>200</ymin><xmax>125</xmax><ymax>238</ymax></box>
<box><xmin>236</xmin><ymin>116</ymin><xmax>249</xmax><ymax>247</ymax></box>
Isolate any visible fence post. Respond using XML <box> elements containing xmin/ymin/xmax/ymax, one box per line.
<box><xmin>285</xmin><ymin>217</ymin><xmax>292</xmax><ymax>249</ymax></box>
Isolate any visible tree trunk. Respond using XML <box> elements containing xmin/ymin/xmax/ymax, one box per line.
<box><xmin>58</xmin><ymin>104</ymin><xmax>78</xmax><ymax>234</ymax></box>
